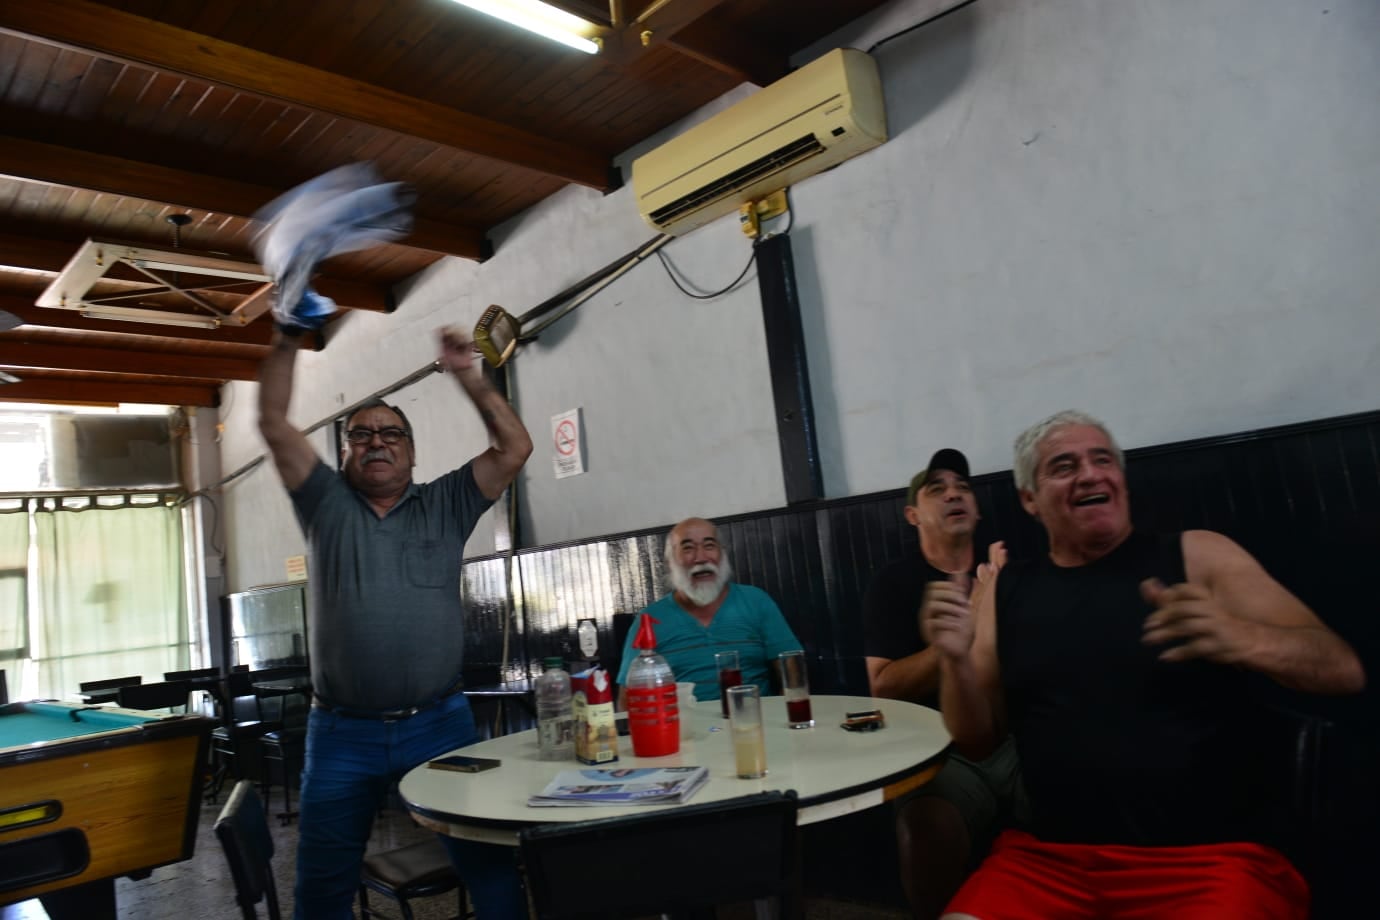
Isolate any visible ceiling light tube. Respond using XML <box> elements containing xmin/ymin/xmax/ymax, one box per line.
<box><xmin>446</xmin><ymin>0</ymin><xmax>601</xmax><ymax>54</ymax></box>
<box><xmin>125</xmin><ymin>260</ymin><xmax>270</xmax><ymax>282</ymax></box>
<box><xmin>79</xmin><ymin>306</ymin><xmax>222</xmax><ymax>329</ymax></box>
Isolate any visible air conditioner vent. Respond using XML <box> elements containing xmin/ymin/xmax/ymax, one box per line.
<box><xmin>634</xmin><ymin>48</ymin><xmax>886</xmax><ymax>236</ymax></box>
<box><xmin>647</xmin><ymin>135</ymin><xmax>824</xmax><ymax>227</ymax></box>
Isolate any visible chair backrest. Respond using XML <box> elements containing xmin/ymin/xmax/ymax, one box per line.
<box><xmin>518</xmin><ymin>790</ymin><xmax>801</xmax><ymax>920</ymax></box>
<box><xmin>117</xmin><ymin>679</ymin><xmax>192</xmax><ymax>712</ymax></box>
<box><xmin>220</xmin><ymin>669</ymin><xmax>265</xmax><ymax>724</ymax></box>
<box><xmin>164</xmin><ymin>666</ymin><xmax>220</xmax><ymax>683</ymax></box>
<box><xmin>214</xmin><ymin>780</ymin><xmax>281</xmax><ymax>920</ymax></box>
<box><xmin>79</xmin><ymin>675</ymin><xmax>142</xmax><ymax>692</ymax></box>
<box><xmin>0</xmin><ymin>668</ymin><xmax>7</xmax><ymax>704</ymax></box>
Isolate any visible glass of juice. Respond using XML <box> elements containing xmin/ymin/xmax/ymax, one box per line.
<box><xmin>727</xmin><ymin>684</ymin><xmax>767</xmax><ymax>778</ymax></box>
<box><xmin>715</xmin><ymin>650</ymin><xmax>742</xmax><ymax>719</ymax></box>
<box><xmin>779</xmin><ymin>649</ymin><xmax>814</xmax><ymax>729</ymax></box>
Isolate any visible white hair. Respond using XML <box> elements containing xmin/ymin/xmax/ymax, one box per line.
<box><xmin>664</xmin><ymin>519</ymin><xmax>732</xmax><ymax>606</ymax></box>
<box><xmin>1012</xmin><ymin>409</ymin><xmax>1124</xmax><ymax>492</ymax></box>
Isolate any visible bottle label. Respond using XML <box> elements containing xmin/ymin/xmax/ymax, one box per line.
<box><xmin>626</xmin><ymin>686</ymin><xmax>680</xmax><ymax>757</ymax></box>
<box><xmin>538</xmin><ymin>716</ymin><xmax>573</xmax><ymax>751</ymax></box>
<box><xmin>575</xmin><ymin>698</ymin><xmax>619</xmax><ymax>764</ymax></box>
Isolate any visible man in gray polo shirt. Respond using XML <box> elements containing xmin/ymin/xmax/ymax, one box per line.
<box><xmin>258</xmin><ymin>322</ymin><xmax>532</xmax><ymax>919</ymax></box>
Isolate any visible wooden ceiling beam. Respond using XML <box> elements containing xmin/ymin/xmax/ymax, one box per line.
<box><xmin>662</xmin><ymin>20</ymin><xmax>789</xmax><ymax>87</ymax></box>
<box><xmin>0</xmin><ymin>376</ymin><xmax>219</xmax><ymax>409</ymax></box>
<box><xmin>0</xmin><ymin>340</ymin><xmax>260</xmax><ymax>381</ymax></box>
<box><xmin>599</xmin><ymin>0</ymin><xmax>787</xmax><ymax>87</ymax></box>
<box><xmin>0</xmin><ymin>293</ymin><xmax>305</xmax><ymax>348</ymax></box>
<box><xmin>0</xmin><ymin>136</ymin><xmax>486</xmax><ymax>261</ymax></box>
<box><xmin>633</xmin><ymin>0</ymin><xmax>733</xmax><ymax>33</ymax></box>
<box><xmin>0</xmin><ymin>226</ymin><xmax>395</xmax><ymax>313</ymax></box>
<box><xmin>0</xmin><ymin>0</ymin><xmax>612</xmax><ymax>191</ymax></box>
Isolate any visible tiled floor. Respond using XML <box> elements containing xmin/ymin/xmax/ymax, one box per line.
<box><xmin>3</xmin><ymin>793</ymin><xmax>908</xmax><ymax>920</ymax></box>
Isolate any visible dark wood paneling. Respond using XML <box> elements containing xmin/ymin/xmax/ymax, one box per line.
<box><xmin>461</xmin><ymin>411</ymin><xmax>1380</xmax><ymax>714</ymax></box>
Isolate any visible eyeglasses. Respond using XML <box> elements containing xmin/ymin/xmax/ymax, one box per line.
<box><xmin>344</xmin><ymin>426</ymin><xmax>410</xmax><ymax>445</ymax></box>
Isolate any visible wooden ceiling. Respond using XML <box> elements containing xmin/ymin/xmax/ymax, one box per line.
<box><xmin>0</xmin><ymin>0</ymin><xmax>889</xmax><ymax>408</ymax></box>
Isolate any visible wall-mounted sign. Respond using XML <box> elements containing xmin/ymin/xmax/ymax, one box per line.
<box><xmin>551</xmin><ymin>408</ymin><xmax>586</xmax><ymax>479</ymax></box>
<box><xmin>285</xmin><ymin>554</ymin><xmax>307</xmax><ymax>582</ymax></box>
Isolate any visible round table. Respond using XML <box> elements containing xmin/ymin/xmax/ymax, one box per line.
<box><xmin>401</xmin><ymin>694</ymin><xmax>950</xmax><ymax>845</ymax></box>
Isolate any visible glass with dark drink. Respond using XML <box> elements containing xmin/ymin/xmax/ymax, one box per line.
<box><xmin>715</xmin><ymin>650</ymin><xmax>742</xmax><ymax>718</ymax></box>
<box><xmin>779</xmin><ymin>649</ymin><xmax>814</xmax><ymax>728</ymax></box>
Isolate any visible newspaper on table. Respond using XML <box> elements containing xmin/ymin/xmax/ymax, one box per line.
<box><xmin>527</xmin><ymin>765</ymin><xmax>709</xmax><ymax>807</ymax></box>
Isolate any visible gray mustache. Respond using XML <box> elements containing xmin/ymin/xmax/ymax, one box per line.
<box><xmin>363</xmin><ymin>449</ymin><xmax>390</xmax><ymax>463</ymax></box>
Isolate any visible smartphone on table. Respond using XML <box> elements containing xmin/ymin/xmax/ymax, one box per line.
<box><xmin>428</xmin><ymin>755</ymin><xmax>501</xmax><ymax>773</ymax></box>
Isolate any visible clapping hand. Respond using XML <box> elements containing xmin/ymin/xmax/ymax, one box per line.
<box><xmin>922</xmin><ymin>574</ymin><xmax>975</xmax><ymax>660</ymax></box>
<box><xmin>1140</xmin><ymin>578</ymin><xmax>1259</xmax><ymax>665</ymax></box>
<box><xmin>976</xmin><ymin>540</ymin><xmax>1007</xmax><ymax>586</ymax></box>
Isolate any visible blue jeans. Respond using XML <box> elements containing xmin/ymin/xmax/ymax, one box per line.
<box><xmin>293</xmin><ymin>692</ymin><xmax>525</xmax><ymax>919</ymax></box>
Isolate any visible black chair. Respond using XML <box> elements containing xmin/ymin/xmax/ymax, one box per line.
<box><xmin>207</xmin><ymin>671</ymin><xmax>282</xmax><ymax>803</ymax></box>
<box><xmin>358</xmin><ymin>838</ymin><xmax>469</xmax><ymax>920</ymax></box>
<box><xmin>164</xmin><ymin>667</ymin><xmax>222</xmax><ymax>713</ymax></box>
<box><xmin>0</xmin><ymin>668</ymin><xmax>7</xmax><ymax>704</ymax></box>
<box><xmin>165</xmin><ymin>666</ymin><xmax>221</xmax><ymax>682</ymax></box>
<box><xmin>247</xmin><ymin>668</ymin><xmax>310</xmax><ymax>824</ymax></box>
<box><xmin>518</xmin><ymin>790</ymin><xmax>801</xmax><ymax>920</ymax></box>
<box><xmin>117</xmin><ymin>679</ymin><xmax>193</xmax><ymax>713</ymax></box>
<box><xmin>214</xmin><ymin>780</ymin><xmax>282</xmax><ymax>920</ymax></box>
<box><xmin>78</xmin><ymin>674</ymin><xmax>141</xmax><ymax>704</ymax></box>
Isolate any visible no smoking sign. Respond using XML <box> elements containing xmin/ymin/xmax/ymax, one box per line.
<box><xmin>550</xmin><ymin>408</ymin><xmax>586</xmax><ymax>479</ymax></box>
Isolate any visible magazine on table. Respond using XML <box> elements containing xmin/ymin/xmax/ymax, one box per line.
<box><xmin>527</xmin><ymin>765</ymin><xmax>709</xmax><ymax>807</ymax></box>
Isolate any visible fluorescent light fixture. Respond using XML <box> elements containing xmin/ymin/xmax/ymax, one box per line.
<box><xmin>79</xmin><ymin>306</ymin><xmax>222</xmax><ymax>329</ymax></box>
<box><xmin>446</xmin><ymin>0</ymin><xmax>601</xmax><ymax>54</ymax></box>
<box><xmin>127</xmin><ymin>260</ymin><xmax>270</xmax><ymax>282</ymax></box>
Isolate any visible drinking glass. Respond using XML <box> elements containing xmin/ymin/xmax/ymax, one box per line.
<box><xmin>676</xmin><ymin>682</ymin><xmax>696</xmax><ymax>739</ymax></box>
<box><xmin>715</xmin><ymin>650</ymin><xmax>742</xmax><ymax>719</ymax></box>
<box><xmin>779</xmin><ymin>649</ymin><xmax>814</xmax><ymax>729</ymax></box>
<box><xmin>726</xmin><ymin>684</ymin><xmax>767</xmax><ymax>778</ymax></box>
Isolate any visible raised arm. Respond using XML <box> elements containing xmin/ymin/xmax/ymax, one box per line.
<box><xmin>257</xmin><ymin>330</ymin><xmax>319</xmax><ymax>490</ymax></box>
<box><xmin>1141</xmin><ymin>529</ymin><xmax>1366</xmax><ymax>695</ymax></box>
<box><xmin>438</xmin><ymin>326</ymin><xmax>533</xmax><ymax>500</ymax></box>
<box><xmin>925</xmin><ymin>571</ymin><xmax>1005</xmax><ymax>759</ymax></box>
<box><xmin>866</xmin><ymin>647</ymin><xmax>941</xmax><ymax>702</ymax></box>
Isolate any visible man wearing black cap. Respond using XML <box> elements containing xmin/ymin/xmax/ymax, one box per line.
<box><xmin>861</xmin><ymin>448</ymin><xmax>1021</xmax><ymax>920</ymax></box>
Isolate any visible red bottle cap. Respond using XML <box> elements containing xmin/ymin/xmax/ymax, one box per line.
<box><xmin>633</xmin><ymin>613</ymin><xmax>659</xmax><ymax>649</ymax></box>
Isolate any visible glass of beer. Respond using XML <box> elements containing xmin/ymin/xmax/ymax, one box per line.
<box><xmin>715</xmin><ymin>650</ymin><xmax>742</xmax><ymax>719</ymax></box>
<box><xmin>727</xmin><ymin>684</ymin><xmax>767</xmax><ymax>779</ymax></box>
<box><xmin>779</xmin><ymin>649</ymin><xmax>814</xmax><ymax>728</ymax></box>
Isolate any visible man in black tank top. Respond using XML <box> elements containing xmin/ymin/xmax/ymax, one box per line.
<box><xmin>924</xmin><ymin>410</ymin><xmax>1365</xmax><ymax>920</ymax></box>
<box><xmin>861</xmin><ymin>449</ymin><xmax>1022</xmax><ymax>919</ymax></box>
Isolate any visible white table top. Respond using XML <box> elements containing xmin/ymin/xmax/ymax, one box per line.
<box><xmin>401</xmin><ymin>694</ymin><xmax>950</xmax><ymax>845</ymax></box>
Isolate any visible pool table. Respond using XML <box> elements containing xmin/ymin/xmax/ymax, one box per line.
<box><xmin>0</xmin><ymin>701</ymin><xmax>213</xmax><ymax>919</ymax></box>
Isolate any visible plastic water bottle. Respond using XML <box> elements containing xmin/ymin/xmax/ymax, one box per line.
<box><xmin>625</xmin><ymin>614</ymin><xmax>680</xmax><ymax>757</ymax></box>
<box><xmin>536</xmin><ymin>656</ymin><xmax>574</xmax><ymax>761</ymax></box>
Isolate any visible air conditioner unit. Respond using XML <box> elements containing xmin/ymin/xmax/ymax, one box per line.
<box><xmin>633</xmin><ymin>48</ymin><xmax>886</xmax><ymax>236</ymax></box>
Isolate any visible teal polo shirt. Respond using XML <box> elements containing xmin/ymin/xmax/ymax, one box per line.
<box><xmin>615</xmin><ymin>584</ymin><xmax>802</xmax><ymax>700</ymax></box>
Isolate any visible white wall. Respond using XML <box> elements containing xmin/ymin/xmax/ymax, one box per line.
<box><xmin>798</xmin><ymin>0</ymin><xmax>1380</xmax><ymax>497</ymax></box>
<box><xmin>219</xmin><ymin>0</ymin><xmax>1380</xmax><ymax>589</ymax></box>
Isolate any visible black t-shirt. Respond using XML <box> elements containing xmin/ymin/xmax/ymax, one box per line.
<box><xmin>995</xmin><ymin>531</ymin><xmax>1268</xmax><ymax>847</ymax></box>
<box><xmin>862</xmin><ymin>555</ymin><xmax>971</xmax><ymax>707</ymax></box>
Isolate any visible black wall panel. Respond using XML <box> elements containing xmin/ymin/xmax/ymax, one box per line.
<box><xmin>460</xmin><ymin>411</ymin><xmax>1380</xmax><ymax>713</ymax></box>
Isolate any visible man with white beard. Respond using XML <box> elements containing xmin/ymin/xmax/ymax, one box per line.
<box><xmin>616</xmin><ymin>517</ymin><xmax>802</xmax><ymax>705</ymax></box>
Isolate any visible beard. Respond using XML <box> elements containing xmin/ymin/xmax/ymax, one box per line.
<box><xmin>670</xmin><ymin>556</ymin><xmax>732</xmax><ymax>607</ymax></box>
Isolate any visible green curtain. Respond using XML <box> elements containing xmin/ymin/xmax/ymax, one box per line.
<box><xmin>32</xmin><ymin>503</ymin><xmax>188</xmax><ymax>701</ymax></box>
<box><xmin>0</xmin><ymin>509</ymin><xmax>28</xmax><ymax>696</ymax></box>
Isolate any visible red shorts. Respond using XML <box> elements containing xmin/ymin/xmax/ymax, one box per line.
<box><xmin>944</xmin><ymin>829</ymin><xmax>1308</xmax><ymax>920</ymax></box>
